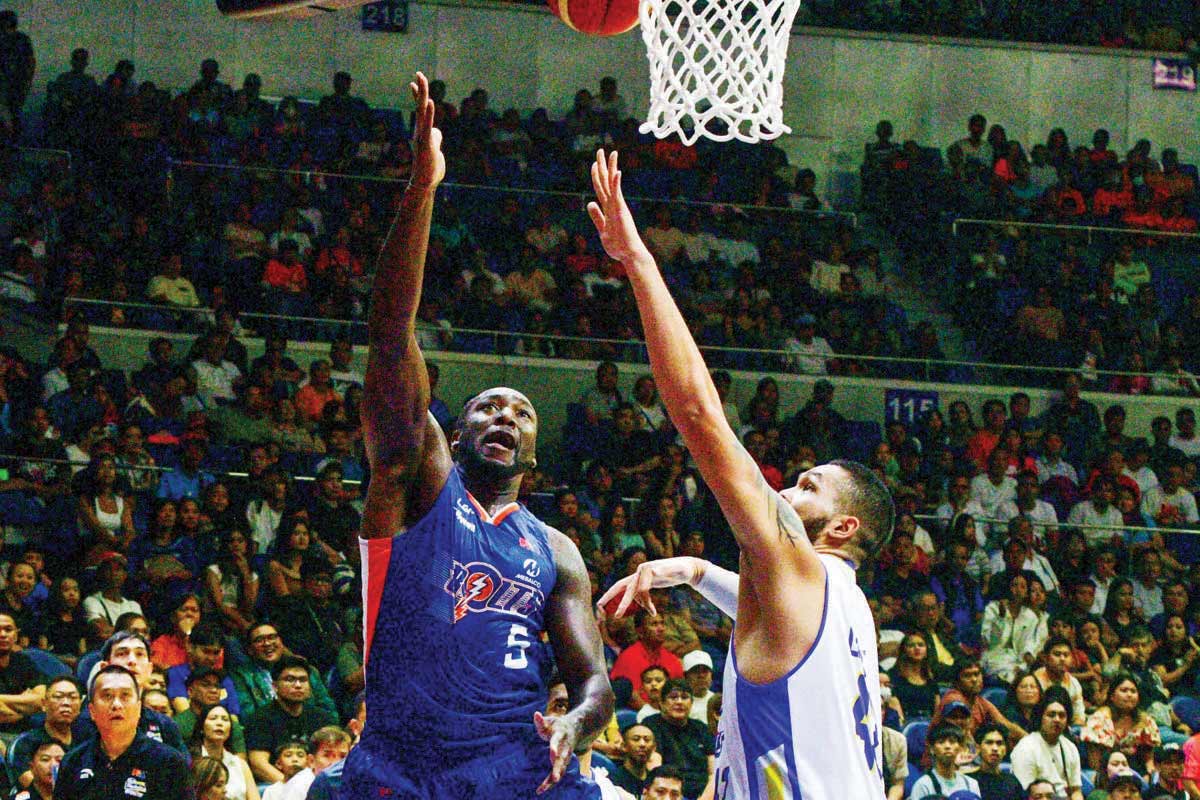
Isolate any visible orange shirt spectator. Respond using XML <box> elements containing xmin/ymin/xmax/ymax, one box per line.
<box><xmin>294</xmin><ymin>360</ymin><xmax>341</xmax><ymax>423</ymax></box>
<box><xmin>653</xmin><ymin>137</ymin><xmax>697</xmax><ymax>170</ymax></box>
<box><xmin>1092</xmin><ymin>186</ymin><xmax>1132</xmax><ymax>217</ymax></box>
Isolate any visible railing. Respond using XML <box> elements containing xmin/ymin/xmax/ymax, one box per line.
<box><xmin>8</xmin><ymin>453</ymin><xmax>1198</xmax><ymax>540</ymax></box>
<box><xmin>952</xmin><ymin>217</ymin><xmax>1200</xmax><ymax>245</ymax></box>
<box><xmin>61</xmin><ymin>297</ymin><xmax>1191</xmax><ymax>388</ymax></box>
<box><xmin>168</xmin><ymin>158</ymin><xmax>860</xmax><ymax>226</ymax></box>
<box><xmin>16</xmin><ymin>145</ymin><xmax>72</xmax><ymax>171</ymax></box>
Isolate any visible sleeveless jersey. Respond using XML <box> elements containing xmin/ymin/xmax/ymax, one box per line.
<box><xmin>357</xmin><ymin>466</ymin><xmax>558</xmax><ymax>765</ymax></box>
<box><xmin>713</xmin><ymin>554</ymin><xmax>884</xmax><ymax>800</ymax></box>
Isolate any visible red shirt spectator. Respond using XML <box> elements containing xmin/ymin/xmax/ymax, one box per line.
<box><xmin>263</xmin><ymin>254</ymin><xmax>308</xmax><ymax>293</ymax></box>
<box><xmin>609</xmin><ymin>613</ymin><xmax>684</xmax><ymax>709</ymax></box>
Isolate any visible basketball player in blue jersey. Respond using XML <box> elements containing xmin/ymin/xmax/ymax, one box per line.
<box><xmin>336</xmin><ymin>73</ymin><xmax>614</xmax><ymax>800</ymax></box>
<box><xmin>587</xmin><ymin>149</ymin><xmax>895</xmax><ymax>800</ymax></box>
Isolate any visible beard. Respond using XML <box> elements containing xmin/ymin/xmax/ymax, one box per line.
<box><xmin>798</xmin><ymin>509</ymin><xmax>829</xmax><ymax>541</ymax></box>
<box><xmin>456</xmin><ymin>437</ymin><xmax>534</xmax><ymax>483</ymax></box>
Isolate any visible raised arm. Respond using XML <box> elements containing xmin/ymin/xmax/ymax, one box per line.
<box><xmin>596</xmin><ymin>557</ymin><xmax>739</xmax><ymax>621</ymax></box>
<box><xmin>361</xmin><ymin>73</ymin><xmax>453</xmax><ymax>539</ymax></box>
<box><xmin>586</xmin><ymin>150</ymin><xmax>822</xmax><ymax>584</ymax></box>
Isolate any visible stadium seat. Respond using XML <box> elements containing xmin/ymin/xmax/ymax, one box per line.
<box><xmin>1170</xmin><ymin>695</ymin><xmax>1200</xmax><ymax>731</ymax></box>
<box><xmin>1081</xmin><ymin>769</ymin><xmax>1095</xmax><ymax>796</ymax></box>
<box><xmin>22</xmin><ymin>648</ymin><xmax>70</xmax><ymax>680</ymax></box>
<box><xmin>981</xmin><ymin>686</ymin><xmax>1008</xmax><ymax>708</ymax></box>
<box><xmin>903</xmin><ymin>718</ymin><xmax>930</xmax><ymax>764</ymax></box>
<box><xmin>590</xmin><ymin>751</ymin><xmax>617</xmax><ymax>777</ymax></box>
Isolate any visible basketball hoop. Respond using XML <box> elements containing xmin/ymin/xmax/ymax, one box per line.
<box><xmin>638</xmin><ymin>0</ymin><xmax>803</xmax><ymax>144</ymax></box>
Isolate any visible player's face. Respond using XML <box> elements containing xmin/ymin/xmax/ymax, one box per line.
<box><xmin>454</xmin><ymin>388</ymin><xmax>538</xmax><ymax>481</ymax></box>
<box><xmin>546</xmin><ymin>683</ymin><xmax>570</xmax><ymax>717</ymax></box>
<box><xmin>779</xmin><ymin>465</ymin><xmax>847</xmax><ymax>540</ymax></box>
<box><xmin>311</xmin><ymin>742</ymin><xmax>350</xmax><ymax>774</ymax></box>
<box><xmin>643</xmin><ymin>777</ymin><xmax>684</xmax><ymax>799</ymax></box>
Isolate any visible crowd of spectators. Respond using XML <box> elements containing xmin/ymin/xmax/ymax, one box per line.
<box><xmin>861</xmin><ymin>113</ymin><xmax>1200</xmax><ymax>391</ymax></box>
<box><xmin>793</xmin><ymin>0</ymin><xmax>1200</xmax><ymax>54</ymax></box>
<box><xmin>3</xmin><ymin>308</ymin><xmax>1200</xmax><ymax>796</ymax></box>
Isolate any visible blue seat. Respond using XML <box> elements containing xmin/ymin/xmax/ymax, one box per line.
<box><xmin>590</xmin><ymin>751</ymin><xmax>617</xmax><ymax>776</ymax></box>
<box><xmin>1081</xmin><ymin>768</ymin><xmax>1095</xmax><ymax>796</ymax></box>
<box><xmin>22</xmin><ymin>648</ymin><xmax>70</xmax><ymax>680</ymax></box>
<box><xmin>615</xmin><ymin>708</ymin><xmax>638</xmax><ymax>731</ymax></box>
<box><xmin>903</xmin><ymin>718</ymin><xmax>930</xmax><ymax>765</ymax></box>
<box><xmin>981</xmin><ymin>686</ymin><xmax>1008</xmax><ymax>708</ymax></box>
<box><xmin>1171</xmin><ymin>695</ymin><xmax>1200</xmax><ymax>731</ymax></box>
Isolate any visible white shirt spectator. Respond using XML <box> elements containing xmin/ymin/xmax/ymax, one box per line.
<box><xmin>682</xmin><ymin>229</ymin><xmax>719</xmax><ymax>264</ymax></box>
<box><xmin>83</xmin><ymin>592</ymin><xmax>143</xmax><ymax>627</ymax></box>
<box><xmin>910</xmin><ymin>770</ymin><xmax>980</xmax><ymax>800</ymax></box>
<box><xmin>784</xmin><ymin>335</ymin><xmax>835</xmax><ymax>375</ymax></box>
<box><xmin>1035</xmin><ymin>456</ymin><xmax>1079</xmax><ymax>486</ymax></box>
<box><xmin>709</xmin><ymin>236</ymin><xmax>759</xmax><ymax>268</ymax></box>
<box><xmin>1140</xmin><ymin>484</ymin><xmax>1199</xmax><ymax>524</ymax></box>
<box><xmin>635</xmin><ymin>401</ymin><xmax>667</xmax><ymax>433</ymax></box>
<box><xmin>995</xmin><ymin>499</ymin><xmax>1059</xmax><ymax>546</ymax></box>
<box><xmin>988</xmin><ymin>551</ymin><xmax>1061</xmax><ymax>596</ymax></box>
<box><xmin>1067</xmin><ymin>500</ymin><xmax>1124</xmax><ymax>548</ymax></box>
<box><xmin>809</xmin><ymin>259</ymin><xmax>849</xmax><ymax>295</ymax></box>
<box><xmin>0</xmin><ymin>270</ymin><xmax>36</xmax><ymax>303</ymax></box>
<box><xmin>41</xmin><ymin>367</ymin><xmax>69</xmax><ymax>403</ymax></box>
<box><xmin>1090</xmin><ymin>573</ymin><xmax>1113</xmax><ymax>616</ymax></box>
<box><xmin>1168</xmin><ymin>432</ymin><xmax>1200</xmax><ymax>459</ymax></box>
<box><xmin>269</xmin><ymin>230</ymin><xmax>313</xmax><ymax>260</ymax></box>
<box><xmin>970</xmin><ymin>474</ymin><xmax>1017</xmax><ymax>519</ymax></box>
<box><xmin>980</xmin><ymin>600</ymin><xmax>1042</xmax><ymax>683</ymax></box>
<box><xmin>327</xmin><ymin>367</ymin><xmax>365</xmax><ymax>395</ymax></box>
<box><xmin>1009</xmin><ymin>732</ymin><xmax>1082</xmax><ymax>799</ymax></box>
<box><xmin>643</xmin><ymin>225</ymin><xmax>687</xmax><ymax>263</ymax></box>
<box><xmin>191</xmin><ymin>358</ymin><xmax>242</xmax><ymax>403</ymax></box>
<box><xmin>1124</xmin><ymin>466</ymin><xmax>1159</xmax><ymax>497</ymax></box>
<box><xmin>278</xmin><ymin>766</ymin><xmax>315</xmax><ymax>800</ymax></box>
<box><xmin>1131</xmin><ymin>578</ymin><xmax>1164</xmax><ymax>620</ymax></box>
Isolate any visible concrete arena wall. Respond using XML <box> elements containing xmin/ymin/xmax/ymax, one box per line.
<box><xmin>88</xmin><ymin>325</ymin><xmax>1196</xmax><ymax>457</ymax></box>
<box><xmin>13</xmin><ymin>1</ymin><xmax>1197</xmax><ymax>203</ymax></box>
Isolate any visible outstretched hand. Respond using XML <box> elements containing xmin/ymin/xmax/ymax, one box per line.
<box><xmin>409</xmin><ymin>72</ymin><xmax>445</xmax><ymax>191</ymax></box>
<box><xmin>587</xmin><ymin>149</ymin><xmax>652</xmax><ymax>268</ymax></box>
<box><xmin>533</xmin><ymin>710</ymin><xmax>579</xmax><ymax>795</ymax></box>
<box><xmin>596</xmin><ymin>556</ymin><xmax>703</xmax><ymax>620</ymax></box>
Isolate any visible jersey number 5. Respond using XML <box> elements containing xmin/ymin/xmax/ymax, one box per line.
<box><xmin>504</xmin><ymin>623</ymin><xmax>532</xmax><ymax>669</ymax></box>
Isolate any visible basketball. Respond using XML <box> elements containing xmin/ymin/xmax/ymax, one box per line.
<box><xmin>547</xmin><ymin>0</ymin><xmax>640</xmax><ymax>36</ymax></box>
<box><xmin>216</xmin><ymin>0</ymin><xmax>377</xmax><ymax>20</ymax></box>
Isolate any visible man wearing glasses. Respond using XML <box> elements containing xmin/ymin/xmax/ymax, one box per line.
<box><xmin>229</xmin><ymin>622</ymin><xmax>337</xmax><ymax>721</ymax></box>
<box><xmin>7</xmin><ymin>676</ymin><xmax>82</xmax><ymax>791</ymax></box>
<box><xmin>52</xmin><ymin>664</ymin><xmax>190</xmax><ymax>800</ymax></box>
<box><xmin>245</xmin><ymin>654</ymin><xmax>338</xmax><ymax>784</ymax></box>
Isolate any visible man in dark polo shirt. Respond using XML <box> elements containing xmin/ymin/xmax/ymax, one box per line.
<box><xmin>245</xmin><ymin>654</ymin><xmax>337</xmax><ymax>783</ymax></box>
<box><xmin>53</xmin><ymin>665</ymin><xmax>191</xmax><ymax>799</ymax></box>
<box><xmin>8</xmin><ymin>675</ymin><xmax>82</xmax><ymax>791</ymax></box>
<box><xmin>643</xmin><ymin>679</ymin><xmax>714</xmax><ymax>800</ymax></box>
<box><xmin>0</xmin><ymin>611</ymin><xmax>47</xmax><ymax>743</ymax></box>
<box><xmin>607</xmin><ymin>722</ymin><xmax>657</xmax><ymax>797</ymax></box>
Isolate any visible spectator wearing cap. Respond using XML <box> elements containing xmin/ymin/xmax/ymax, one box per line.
<box><xmin>268</xmin><ymin>559</ymin><xmax>344</xmax><ymax>675</ymax></box>
<box><xmin>171</xmin><ymin>666</ymin><xmax>246</xmax><ymax>754</ymax></box>
<box><xmin>164</xmin><ymin>624</ymin><xmax>240</xmax><ymax>717</ymax></box>
<box><xmin>82</xmin><ymin>554</ymin><xmax>142</xmax><ymax>643</ymax></box>
<box><xmin>1107</xmin><ymin>773</ymin><xmax>1147</xmax><ymax>800</ymax></box>
<box><xmin>681</xmin><ymin>651</ymin><xmax>715</xmax><ymax>723</ymax></box>
<box><xmin>244</xmin><ymin>654</ymin><xmax>338</xmax><ymax>784</ymax></box>
<box><xmin>783</xmin><ymin>313</ymin><xmax>835</xmax><ymax>375</ymax></box>
<box><xmin>156</xmin><ymin>434</ymin><xmax>215</xmax><ymax>501</ymax></box>
<box><xmin>1150</xmin><ymin>743</ymin><xmax>1186</xmax><ymax>798</ymax></box>
<box><xmin>911</xmin><ymin>722</ymin><xmax>982</xmax><ymax>799</ymax></box>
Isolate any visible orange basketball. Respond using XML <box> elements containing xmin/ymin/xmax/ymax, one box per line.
<box><xmin>548</xmin><ymin>0</ymin><xmax>640</xmax><ymax>35</ymax></box>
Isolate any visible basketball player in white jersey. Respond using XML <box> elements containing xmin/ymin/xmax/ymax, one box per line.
<box><xmin>588</xmin><ymin>150</ymin><xmax>894</xmax><ymax>800</ymax></box>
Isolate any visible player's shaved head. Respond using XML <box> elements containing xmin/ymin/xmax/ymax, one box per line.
<box><xmin>828</xmin><ymin>460</ymin><xmax>895</xmax><ymax>562</ymax></box>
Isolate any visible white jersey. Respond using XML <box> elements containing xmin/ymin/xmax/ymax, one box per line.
<box><xmin>714</xmin><ymin>555</ymin><xmax>884</xmax><ymax>800</ymax></box>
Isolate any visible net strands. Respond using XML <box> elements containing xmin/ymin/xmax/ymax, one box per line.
<box><xmin>639</xmin><ymin>0</ymin><xmax>802</xmax><ymax>144</ymax></box>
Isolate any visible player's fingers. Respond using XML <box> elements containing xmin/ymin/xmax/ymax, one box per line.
<box><xmin>595</xmin><ymin>575</ymin><xmax>629</xmax><ymax>612</ymax></box>
<box><xmin>613</xmin><ymin>578</ymin><xmax>638</xmax><ymax>619</ymax></box>
<box><xmin>533</xmin><ymin>710</ymin><xmax>551</xmax><ymax>739</ymax></box>
<box><xmin>635</xmin><ymin>564</ymin><xmax>657</xmax><ymax>615</ymax></box>
<box><xmin>595</xmin><ymin>149</ymin><xmax>610</xmax><ymax>190</ymax></box>
<box><xmin>608</xmin><ymin>150</ymin><xmax>619</xmax><ymax>192</ymax></box>
<box><xmin>590</xmin><ymin>161</ymin><xmax>607</xmax><ymax>203</ymax></box>
<box><xmin>586</xmin><ymin>202</ymin><xmax>605</xmax><ymax>233</ymax></box>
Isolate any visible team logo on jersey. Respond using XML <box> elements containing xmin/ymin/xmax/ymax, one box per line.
<box><xmin>523</xmin><ymin>558</ymin><xmax>540</xmax><ymax>578</ymax></box>
<box><xmin>445</xmin><ymin>560</ymin><xmax>544</xmax><ymax>621</ymax></box>
<box><xmin>79</xmin><ymin>769</ymin><xmax>94</xmax><ymax>780</ymax></box>
<box><xmin>849</xmin><ymin>629</ymin><xmax>881</xmax><ymax>775</ymax></box>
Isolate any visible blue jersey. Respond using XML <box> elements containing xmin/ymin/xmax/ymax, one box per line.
<box><xmin>357</xmin><ymin>466</ymin><xmax>558</xmax><ymax>765</ymax></box>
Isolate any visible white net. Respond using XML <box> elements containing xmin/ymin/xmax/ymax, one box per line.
<box><xmin>638</xmin><ymin>0</ymin><xmax>803</xmax><ymax>144</ymax></box>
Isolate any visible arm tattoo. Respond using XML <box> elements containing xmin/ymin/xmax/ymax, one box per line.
<box><xmin>747</xmin><ymin>450</ymin><xmax>808</xmax><ymax>549</ymax></box>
